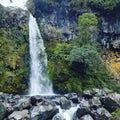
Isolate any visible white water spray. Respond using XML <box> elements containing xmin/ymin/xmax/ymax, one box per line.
<box><xmin>53</xmin><ymin>105</ymin><xmax>79</xmax><ymax>120</ymax></box>
<box><xmin>29</xmin><ymin>14</ymin><xmax>53</xmax><ymax>95</ymax></box>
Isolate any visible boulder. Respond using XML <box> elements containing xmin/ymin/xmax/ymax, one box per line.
<box><xmin>15</xmin><ymin>97</ymin><xmax>31</xmax><ymax>110</ymax></box>
<box><xmin>8</xmin><ymin>110</ymin><xmax>30</xmax><ymax>120</ymax></box>
<box><xmin>89</xmin><ymin>97</ymin><xmax>101</xmax><ymax>109</ymax></box>
<box><xmin>70</xmin><ymin>96</ymin><xmax>79</xmax><ymax>104</ymax></box>
<box><xmin>101</xmin><ymin>93</ymin><xmax>120</xmax><ymax>112</ymax></box>
<box><xmin>0</xmin><ymin>102</ymin><xmax>6</xmax><ymax>120</ymax></box>
<box><xmin>60</xmin><ymin>97</ymin><xmax>71</xmax><ymax>110</ymax></box>
<box><xmin>30</xmin><ymin>103</ymin><xmax>58</xmax><ymax>120</ymax></box>
<box><xmin>80</xmin><ymin>114</ymin><xmax>94</xmax><ymax>120</ymax></box>
<box><xmin>0</xmin><ymin>92</ymin><xmax>5</xmax><ymax>102</ymax></box>
<box><xmin>52</xmin><ymin>113</ymin><xmax>66</xmax><ymax>120</ymax></box>
<box><xmin>82</xmin><ymin>90</ymin><xmax>93</xmax><ymax>99</ymax></box>
<box><xmin>52</xmin><ymin>98</ymin><xmax>61</xmax><ymax>105</ymax></box>
<box><xmin>30</xmin><ymin>105</ymin><xmax>41</xmax><ymax>119</ymax></box>
<box><xmin>111</xmin><ymin>40</ymin><xmax>120</xmax><ymax>49</ymax></box>
<box><xmin>79</xmin><ymin>99</ymin><xmax>90</xmax><ymax>108</ymax></box>
<box><xmin>73</xmin><ymin>107</ymin><xmax>90</xmax><ymax>120</ymax></box>
<box><xmin>96</xmin><ymin>108</ymin><xmax>112</xmax><ymax>120</ymax></box>
<box><xmin>30</xmin><ymin>96</ymin><xmax>37</xmax><ymax>106</ymax></box>
<box><xmin>3</xmin><ymin>102</ymin><xmax>13</xmax><ymax>116</ymax></box>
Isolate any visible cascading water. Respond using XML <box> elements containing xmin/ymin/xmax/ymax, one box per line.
<box><xmin>29</xmin><ymin>14</ymin><xmax>53</xmax><ymax>95</ymax></box>
<box><xmin>0</xmin><ymin>0</ymin><xmax>53</xmax><ymax>96</ymax></box>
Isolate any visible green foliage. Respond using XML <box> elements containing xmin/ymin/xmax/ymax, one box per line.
<box><xmin>26</xmin><ymin>0</ymin><xmax>35</xmax><ymax>14</ymax></box>
<box><xmin>65</xmin><ymin>78</ymin><xmax>82</xmax><ymax>93</ymax></box>
<box><xmin>70</xmin><ymin>45</ymin><xmax>111</xmax><ymax>87</ymax></box>
<box><xmin>112</xmin><ymin>108</ymin><xmax>120</xmax><ymax>119</ymax></box>
<box><xmin>46</xmin><ymin>11</ymin><xmax>114</xmax><ymax>93</ymax></box>
<box><xmin>88</xmin><ymin>0</ymin><xmax>120</xmax><ymax>11</ymax></box>
<box><xmin>70</xmin><ymin>0</ymin><xmax>88</xmax><ymax>11</ymax></box>
<box><xmin>48</xmin><ymin>25</ymin><xmax>62</xmax><ymax>37</ymax></box>
<box><xmin>47</xmin><ymin>41</ymin><xmax>82</xmax><ymax>93</ymax></box>
<box><xmin>0</xmin><ymin>71</ymin><xmax>26</xmax><ymax>93</ymax></box>
<box><xmin>53</xmin><ymin>43</ymin><xmax>72</xmax><ymax>61</ymax></box>
<box><xmin>77</xmin><ymin>13</ymin><xmax>98</xmax><ymax>45</ymax></box>
<box><xmin>0</xmin><ymin>8</ymin><xmax>29</xmax><ymax>93</ymax></box>
<box><xmin>70</xmin><ymin>0</ymin><xmax>120</xmax><ymax>11</ymax></box>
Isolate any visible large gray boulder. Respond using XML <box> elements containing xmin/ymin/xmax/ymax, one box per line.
<box><xmin>15</xmin><ymin>97</ymin><xmax>31</xmax><ymax>110</ymax></box>
<box><xmin>0</xmin><ymin>102</ymin><xmax>6</xmax><ymax>120</ymax></box>
<box><xmin>73</xmin><ymin>107</ymin><xmax>90</xmax><ymax>120</ymax></box>
<box><xmin>96</xmin><ymin>108</ymin><xmax>112</xmax><ymax>120</ymax></box>
<box><xmin>30</xmin><ymin>103</ymin><xmax>58</xmax><ymax>120</ymax></box>
<box><xmin>89</xmin><ymin>97</ymin><xmax>101</xmax><ymax>109</ymax></box>
<box><xmin>60</xmin><ymin>97</ymin><xmax>71</xmax><ymax>109</ymax></box>
<box><xmin>101</xmin><ymin>93</ymin><xmax>120</xmax><ymax>112</ymax></box>
<box><xmin>8</xmin><ymin>110</ymin><xmax>30</xmax><ymax>120</ymax></box>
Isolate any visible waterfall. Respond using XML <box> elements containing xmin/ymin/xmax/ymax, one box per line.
<box><xmin>0</xmin><ymin>0</ymin><xmax>53</xmax><ymax>96</ymax></box>
<box><xmin>29</xmin><ymin>14</ymin><xmax>53</xmax><ymax>95</ymax></box>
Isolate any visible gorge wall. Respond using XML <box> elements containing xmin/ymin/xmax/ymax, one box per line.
<box><xmin>28</xmin><ymin>0</ymin><xmax>120</xmax><ymax>48</ymax></box>
<box><xmin>0</xmin><ymin>5</ymin><xmax>29</xmax><ymax>93</ymax></box>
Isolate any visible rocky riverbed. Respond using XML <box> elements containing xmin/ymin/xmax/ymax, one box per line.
<box><xmin>0</xmin><ymin>88</ymin><xmax>120</xmax><ymax>120</ymax></box>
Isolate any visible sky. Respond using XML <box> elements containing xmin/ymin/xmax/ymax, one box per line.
<box><xmin>0</xmin><ymin>0</ymin><xmax>28</xmax><ymax>9</ymax></box>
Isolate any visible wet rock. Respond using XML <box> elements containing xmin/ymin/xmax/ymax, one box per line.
<box><xmin>52</xmin><ymin>98</ymin><xmax>61</xmax><ymax>105</ymax></box>
<box><xmin>89</xmin><ymin>97</ymin><xmax>101</xmax><ymax>109</ymax></box>
<box><xmin>3</xmin><ymin>102</ymin><xmax>13</xmax><ymax>116</ymax></box>
<box><xmin>33</xmin><ymin>95</ymin><xmax>43</xmax><ymax>103</ymax></box>
<box><xmin>38</xmin><ymin>107</ymin><xmax>58</xmax><ymax>120</ymax></box>
<box><xmin>8</xmin><ymin>109</ymin><xmax>29</xmax><ymax>120</ymax></box>
<box><xmin>30</xmin><ymin>105</ymin><xmax>41</xmax><ymax>119</ymax></box>
<box><xmin>80</xmin><ymin>114</ymin><xmax>94</xmax><ymax>120</ymax></box>
<box><xmin>30</xmin><ymin>96</ymin><xmax>37</xmax><ymax>106</ymax></box>
<box><xmin>79</xmin><ymin>99</ymin><xmax>90</xmax><ymax>108</ymax></box>
<box><xmin>96</xmin><ymin>107</ymin><xmax>112</xmax><ymax>120</ymax></box>
<box><xmin>0</xmin><ymin>92</ymin><xmax>5</xmax><ymax>101</ymax></box>
<box><xmin>68</xmin><ymin>93</ymin><xmax>79</xmax><ymax>104</ymax></box>
<box><xmin>52</xmin><ymin>113</ymin><xmax>66</xmax><ymax>120</ymax></box>
<box><xmin>15</xmin><ymin>97</ymin><xmax>31</xmax><ymax>110</ymax></box>
<box><xmin>101</xmin><ymin>93</ymin><xmax>120</xmax><ymax>112</ymax></box>
<box><xmin>30</xmin><ymin>103</ymin><xmax>58</xmax><ymax>120</ymax></box>
<box><xmin>60</xmin><ymin>97</ymin><xmax>71</xmax><ymax>109</ymax></box>
<box><xmin>73</xmin><ymin>107</ymin><xmax>90</xmax><ymax>119</ymax></box>
<box><xmin>82</xmin><ymin>90</ymin><xmax>93</xmax><ymax>99</ymax></box>
<box><xmin>0</xmin><ymin>102</ymin><xmax>6</xmax><ymax>120</ymax></box>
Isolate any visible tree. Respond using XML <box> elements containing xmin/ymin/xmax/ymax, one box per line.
<box><xmin>70</xmin><ymin>45</ymin><xmax>111</xmax><ymax>88</ymax></box>
<box><xmin>77</xmin><ymin>13</ymin><xmax>98</xmax><ymax>45</ymax></box>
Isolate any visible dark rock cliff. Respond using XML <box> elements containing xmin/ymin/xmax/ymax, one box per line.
<box><xmin>28</xmin><ymin>0</ymin><xmax>78</xmax><ymax>41</ymax></box>
<box><xmin>28</xmin><ymin>0</ymin><xmax>120</xmax><ymax>48</ymax></box>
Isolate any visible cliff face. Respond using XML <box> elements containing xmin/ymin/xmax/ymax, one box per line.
<box><xmin>28</xmin><ymin>0</ymin><xmax>120</xmax><ymax>48</ymax></box>
<box><xmin>28</xmin><ymin>0</ymin><xmax>77</xmax><ymax>40</ymax></box>
<box><xmin>0</xmin><ymin>5</ymin><xmax>29</xmax><ymax>93</ymax></box>
<box><xmin>98</xmin><ymin>12</ymin><xmax>120</xmax><ymax>48</ymax></box>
